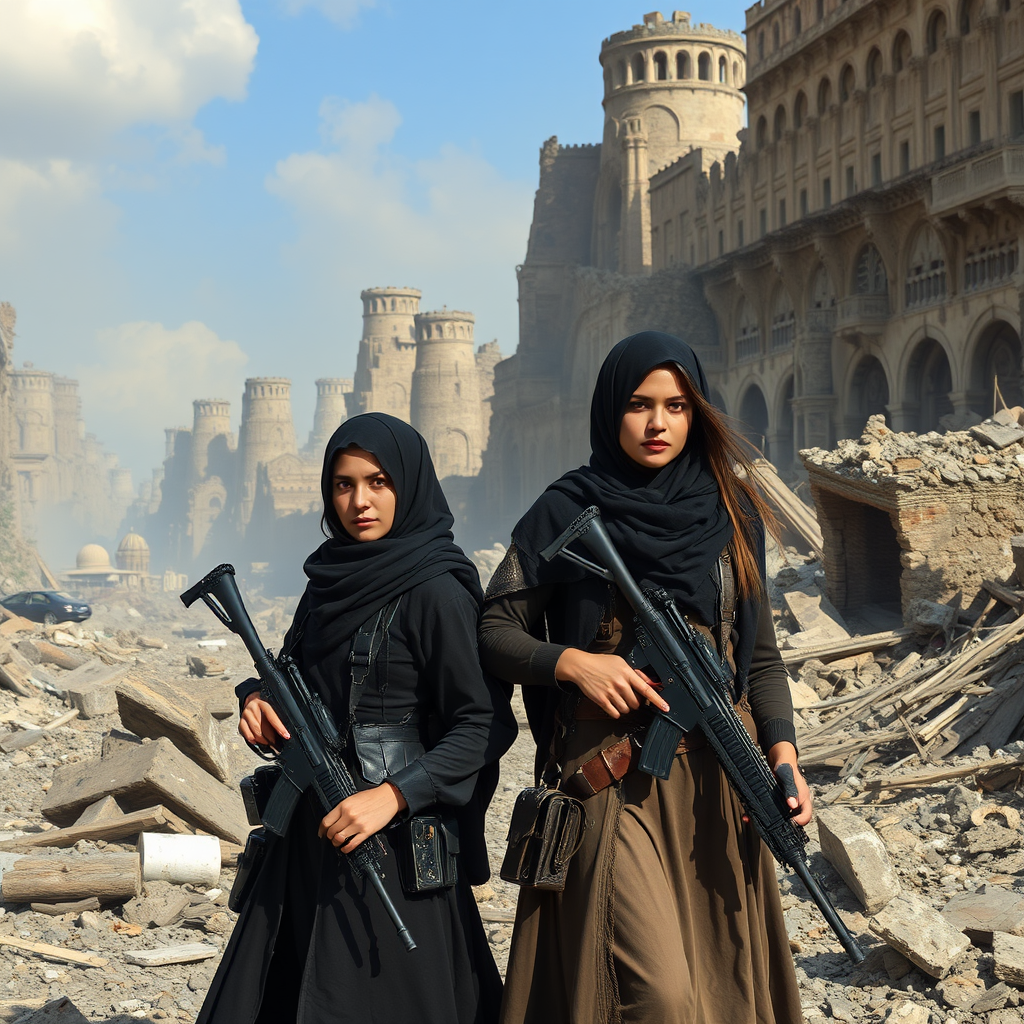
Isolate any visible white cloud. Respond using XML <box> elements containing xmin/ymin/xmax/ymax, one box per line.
<box><xmin>75</xmin><ymin>320</ymin><xmax>249</xmax><ymax>471</ymax></box>
<box><xmin>266</xmin><ymin>95</ymin><xmax>533</xmax><ymax>347</ymax></box>
<box><xmin>0</xmin><ymin>0</ymin><xmax>258</xmax><ymax>160</ymax></box>
<box><xmin>282</xmin><ymin>0</ymin><xmax>375</xmax><ymax>28</ymax></box>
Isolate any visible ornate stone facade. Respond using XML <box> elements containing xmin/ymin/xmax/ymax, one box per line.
<box><xmin>480</xmin><ymin>2</ymin><xmax>1024</xmax><ymax>544</ymax></box>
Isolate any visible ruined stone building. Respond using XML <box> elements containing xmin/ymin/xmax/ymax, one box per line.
<box><xmin>480</xmin><ymin>1</ymin><xmax>1024</xmax><ymax>543</ymax></box>
<box><xmin>140</xmin><ymin>286</ymin><xmax>500</xmax><ymax>580</ymax></box>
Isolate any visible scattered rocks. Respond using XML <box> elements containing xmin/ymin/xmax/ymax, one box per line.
<box><xmin>869</xmin><ymin>892</ymin><xmax>972</xmax><ymax>978</ymax></box>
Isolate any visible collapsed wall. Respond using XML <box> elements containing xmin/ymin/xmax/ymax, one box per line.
<box><xmin>801</xmin><ymin>413</ymin><xmax>1024</xmax><ymax>618</ymax></box>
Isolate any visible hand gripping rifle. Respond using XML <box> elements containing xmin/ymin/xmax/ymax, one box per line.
<box><xmin>180</xmin><ymin>564</ymin><xmax>416</xmax><ymax>952</ymax></box>
<box><xmin>540</xmin><ymin>507</ymin><xmax>865</xmax><ymax>965</ymax></box>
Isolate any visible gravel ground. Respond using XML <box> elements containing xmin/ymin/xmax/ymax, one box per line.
<box><xmin>1</xmin><ymin>584</ymin><xmax>1023</xmax><ymax>1023</ymax></box>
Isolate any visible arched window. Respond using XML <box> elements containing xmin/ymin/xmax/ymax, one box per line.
<box><xmin>866</xmin><ymin>47</ymin><xmax>882</xmax><ymax>87</ymax></box>
<box><xmin>771</xmin><ymin>289</ymin><xmax>796</xmax><ymax>349</ymax></box>
<box><xmin>698</xmin><ymin>51</ymin><xmax>712</xmax><ymax>80</ymax></box>
<box><xmin>654</xmin><ymin>51</ymin><xmax>668</xmax><ymax>80</ymax></box>
<box><xmin>774</xmin><ymin>104</ymin><xmax>787</xmax><ymax>141</ymax></box>
<box><xmin>772</xmin><ymin>21</ymin><xmax>781</xmax><ymax>50</ymax></box>
<box><xmin>617</xmin><ymin>60</ymin><xmax>627</xmax><ymax>87</ymax></box>
<box><xmin>631</xmin><ymin>52</ymin><xmax>646</xmax><ymax>84</ymax></box>
<box><xmin>959</xmin><ymin>0</ymin><xmax>974</xmax><ymax>35</ymax></box>
<box><xmin>390</xmin><ymin>298</ymin><xmax>396</xmax><ymax>311</ymax></box>
<box><xmin>905</xmin><ymin>224</ymin><xmax>948</xmax><ymax>307</ymax></box>
<box><xmin>893</xmin><ymin>31</ymin><xmax>912</xmax><ymax>71</ymax></box>
<box><xmin>757</xmin><ymin>32</ymin><xmax>765</xmax><ymax>60</ymax></box>
<box><xmin>718</xmin><ymin>55</ymin><xmax>727</xmax><ymax>83</ymax></box>
<box><xmin>855</xmin><ymin>244</ymin><xmax>888</xmax><ymax>295</ymax></box>
<box><xmin>794</xmin><ymin>91</ymin><xmax>807</xmax><ymax>128</ymax></box>
<box><xmin>926</xmin><ymin>10</ymin><xmax>947</xmax><ymax>54</ymax></box>
<box><xmin>677</xmin><ymin>51</ymin><xmax>691</xmax><ymax>79</ymax></box>
<box><xmin>794</xmin><ymin>6</ymin><xmax>803</xmax><ymax>33</ymax></box>
<box><xmin>840</xmin><ymin>63</ymin><xmax>855</xmax><ymax>102</ymax></box>
<box><xmin>816</xmin><ymin>0</ymin><xmax>824</xmax><ymax>19</ymax></box>
<box><xmin>735</xmin><ymin>300</ymin><xmax>761</xmax><ymax>361</ymax></box>
<box><xmin>817</xmin><ymin>76</ymin><xmax>832</xmax><ymax>114</ymax></box>
<box><xmin>733</xmin><ymin>61</ymin><xmax>740</xmax><ymax>85</ymax></box>
<box><xmin>756</xmin><ymin>115</ymin><xmax>768</xmax><ymax>149</ymax></box>
<box><xmin>811</xmin><ymin>264</ymin><xmax>836</xmax><ymax>309</ymax></box>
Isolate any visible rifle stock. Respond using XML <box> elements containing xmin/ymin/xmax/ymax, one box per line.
<box><xmin>181</xmin><ymin>564</ymin><xmax>416</xmax><ymax>952</ymax></box>
<box><xmin>541</xmin><ymin>508</ymin><xmax>865</xmax><ymax>965</ymax></box>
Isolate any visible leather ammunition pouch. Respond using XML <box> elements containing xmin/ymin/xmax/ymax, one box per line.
<box><xmin>239</xmin><ymin>763</ymin><xmax>282</xmax><ymax>827</ymax></box>
<box><xmin>228</xmin><ymin>827</ymin><xmax>271</xmax><ymax>912</ymax></box>
<box><xmin>500</xmin><ymin>787</ymin><xmax>586</xmax><ymax>892</ymax></box>
<box><xmin>392</xmin><ymin>814</ymin><xmax>460</xmax><ymax>893</ymax></box>
<box><xmin>351</xmin><ymin>722</ymin><xmax>424</xmax><ymax>787</ymax></box>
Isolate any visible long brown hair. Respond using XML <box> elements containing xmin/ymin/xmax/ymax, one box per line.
<box><xmin>678</xmin><ymin>371</ymin><xmax>781</xmax><ymax>599</ymax></box>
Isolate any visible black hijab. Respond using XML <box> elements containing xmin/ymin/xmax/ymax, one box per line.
<box><xmin>301</xmin><ymin>413</ymin><xmax>481</xmax><ymax>661</ymax></box>
<box><xmin>512</xmin><ymin>331</ymin><xmax>733</xmax><ymax>627</ymax></box>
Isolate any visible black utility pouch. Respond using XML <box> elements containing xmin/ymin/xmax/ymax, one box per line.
<box><xmin>392</xmin><ymin>815</ymin><xmax>459</xmax><ymax>893</ymax></box>
<box><xmin>500</xmin><ymin>787</ymin><xmax>586</xmax><ymax>891</ymax></box>
<box><xmin>228</xmin><ymin>827</ymin><xmax>271</xmax><ymax>912</ymax></box>
<box><xmin>239</xmin><ymin>763</ymin><xmax>282</xmax><ymax>827</ymax></box>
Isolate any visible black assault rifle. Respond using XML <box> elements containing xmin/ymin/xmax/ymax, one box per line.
<box><xmin>540</xmin><ymin>507</ymin><xmax>865</xmax><ymax>964</ymax></box>
<box><xmin>180</xmin><ymin>563</ymin><xmax>416</xmax><ymax>952</ymax></box>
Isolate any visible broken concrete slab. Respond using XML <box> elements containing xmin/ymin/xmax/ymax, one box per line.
<box><xmin>60</xmin><ymin>661</ymin><xmax>130</xmax><ymax>718</ymax></box>
<box><xmin>869</xmin><ymin>892</ymin><xmax>972</xmax><ymax>978</ymax></box>
<box><xmin>122</xmin><ymin>880</ymin><xmax>191</xmax><ymax>929</ymax></box>
<box><xmin>31</xmin><ymin>640</ymin><xmax>86</xmax><ymax>671</ymax></box>
<box><xmin>41</xmin><ymin>737</ymin><xmax>249</xmax><ymax>844</ymax></box>
<box><xmin>10</xmin><ymin>997</ymin><xmax>90</xmax><ymax>1024</ymax></box>
<box><xmin>935</xmin><ymin>974</ymin><xmax>986</xmax><ymax>1011</ymax></box>
<box><xmin>187</xmin><ymin>653</ymin><xmax>226</xmax><ymax>677</ymax></box>
<box><xmin>886</xmin><ymin>1003</ymin><xmax>929</xmax><ymax>1024</ymax></box>
<box><xmin>970</xmin><ymin>420</ymin><xmax>1024</xmax><ymax>449</ymax></box>
<box><xmin>122</xmin><ymin>942</ymin><xmax>218</xmax><ymax>966</ymax></box>
<box><xmin>941</xmin><ymin>888</ymin><xmax>1024</xmax><ymax>945</ymax></box>
<box><xmin>73</xmin><ymin>795</ymin><xmax>125</xmax><ymax>827</ymax></box>
<box><xmin>783</xmin><ymin>585</ymin><xmax>851</xmax><ymax>640</ymax></box>
<box><xmin>962</xmin><ymin>823</ymin><xmax>1022</xmax><ymax>855</ymax></box>
<box><xmin>0</xmin><ymin>616</ymin><xmax>36</xmax><ymax>637</ymax></box>
<box><xmin>100</xmin><ymin>728</ymin><xmax>142</xmax><ymax>759</ymax></box>
<box><xmin>904</xmin><ymin>598</ymin><xmax>958</xmax><ymax>637</ymax></box>
<box><xmin>116</xmin><ymin>677</ymin><xmax>231</xmax><ymax>783</ymax></box>
<box><xmin>993</xmin><ymin>930</ymin><xmax>1024</xmax><ymax>986</ymax></box>
<box><xmin>973</xmin><ymin>982</ymin><xmax>1013</xmax><ymax>1012</ymax></box>
<box><xmin>818</xmin><ymin>806</ymin><xmax>900</xmax><ymax>914</ymax></box>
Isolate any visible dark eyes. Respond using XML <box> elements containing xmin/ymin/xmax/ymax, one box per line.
<box><xmin>626</xmin><ymin>400</ymin><xmax>688</xmax><ymax>412</ymax></box>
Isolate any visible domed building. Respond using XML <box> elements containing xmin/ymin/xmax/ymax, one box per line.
<box><xmin>116</xmin><ymin>531</ymin><xmax>150</xmax><ymax>575</ymax></box>
<box><xmin>62</xmin><ymin>535</ymin><xmax>154</xmax><ymax>591</ymax></box>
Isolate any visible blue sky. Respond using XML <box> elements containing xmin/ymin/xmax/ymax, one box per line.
<box><xmin>0</xmin><ymin>0</ymin><xmax>751</xmax><ymax>483</ymax></box>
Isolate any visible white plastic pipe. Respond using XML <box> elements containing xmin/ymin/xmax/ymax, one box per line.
<box><xmin>139</xmin><ymin>833</ymin><xmax>221</xmax><ymax>887</ymax></box>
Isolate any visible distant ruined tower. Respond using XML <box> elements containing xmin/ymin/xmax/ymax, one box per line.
<box><xmin>411</xmin><ymin>309</ymin><xmax>485</xmax><ymax>479</ymax></box>
<box><xmin>11</xmin><ymin>365</ymin><xmax>55</xmax><ymax>457</ymax></box>
<box><xmin>306</xmin><ymin>378</ymin><xmax>353</xmax><ymax>455</ymax></box>
<box><xmin>191</xmin><ymin>398</ymin><xmax>232</xmax><ymax>482</ymax></box>
<box><xmin>236</xmin><ymin>378</ymin><xmax>298</xmax><ymax>527</ymax></box>
<box><xmin>595</xmin><ymin>10</ymin><xmax>745</xmax><ymax>273</ymax></box>
<box><xmin>52</xmin><ymin>378</ymin><xmax>83</xmax><ymax>459</ymax></box>
<box><xmin>347</xmin><ymin>287</ymin><xmax>421</xmax><ymax>421</ymax></box>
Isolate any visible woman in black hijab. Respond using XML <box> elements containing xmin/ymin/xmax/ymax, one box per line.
<box><xmin>480</xmin><ymin>333</ymin><xmax>808</xmax><ymax>1024</ymax></box>
<box><xmin>198</xmin><ymin>413</ymin><xmax>516</xmax><ymax>1024</ymax></box>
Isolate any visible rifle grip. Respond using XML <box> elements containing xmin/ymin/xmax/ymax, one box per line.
<box><xmin>261</xmin><ymin>773</ymin><xmax>303</xmax><ymax>837</ymax></box>
<box><xmin>638</xmin><ymin>716</ymin><xmax>685</xmax><ymax>780</ymax></box>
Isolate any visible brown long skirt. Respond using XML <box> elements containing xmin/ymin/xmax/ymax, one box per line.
<box><xmin>499</xmin><ymin>715</ymin><xmax>804</xmax><ymax>1024</ymax></box>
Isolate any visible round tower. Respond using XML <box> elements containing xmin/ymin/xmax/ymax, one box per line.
<box><xmin>237</xmin><ymin>377</ymin><xmax>298</xmax><ymax>527</ymax></box>
<box><xmin>307</xmin><ymin>378</ymin><xmax>353</xmax><ymax>455</ymax></box>
<box><xmin>116</xmin><ymin>531</ymin><xmax>151</xmax><ymax>574</ymax></box>
<box><xmin>52</xmin><ymin>377</ymin><xmax>82</xmax><ymax>458</ymax></box>
<box><xmin>11</xmin><ymin>364</ymin><xmax>55</xmax><ymax>455</ymax></box>
<box><xmin>349</xmin><ymin>287</ymin><xmax>422</xmax><ymax>421</ymax></box>
<box><xmin>410</xmin><ymin>309</ymin><xmax>482</xmax><ymax>479</ymax></box>
<box><xmin>191</xmin><ymin>398</ymin><xmax>232</xmax><ymax>481</ymax></box>
<box><xmin>595</xmin><ymin>10</ymin><xmax>746</xmax><ymax>273</ymax></box>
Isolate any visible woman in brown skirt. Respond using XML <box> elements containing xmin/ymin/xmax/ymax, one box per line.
<box><xmin>480</xmin><ymin>331</ymin><xmax>809</xmax><ymax>1024</ymax></box>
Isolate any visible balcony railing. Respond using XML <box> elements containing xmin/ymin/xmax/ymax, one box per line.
<box><xmin>804</xmin><ymin>308</ymin><xmax>836</xmax><ymax>335</ymax></box>
<box><xmin>931</xmin><ymin>145</ymin><xmax>1024</xmax><ymax>212</ymax></box>
<box><xmin>836</xmin><ymin>294</ymin><xmax>890</xmax><ymax>329</ymax></box>
<box><xmin>735</xmin><ymin>331</ymin><xmax>762</xmax><ymax>362</ymax></box>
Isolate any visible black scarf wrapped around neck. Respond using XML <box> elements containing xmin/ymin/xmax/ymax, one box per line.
<box><xmin>301</xmin><ymin>413</ymin><xmax>481</xmax><ymax>661</ymax></box>
<box><xmin>512</xmin><ymin>331</ymin><xmax>734</xmax><ymax>628</ymax></box>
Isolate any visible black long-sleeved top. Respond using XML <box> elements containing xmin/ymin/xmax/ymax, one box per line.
<box><xmin>479</xmin><ymin>583</ymin><xmax>797</xmax><ymax>753</ymax></box>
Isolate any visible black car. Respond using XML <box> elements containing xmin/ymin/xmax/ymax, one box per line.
<box><xmin>0</xmin><ymin>590</ymin><xmax>91</xmax><ymax>625</ymax></box>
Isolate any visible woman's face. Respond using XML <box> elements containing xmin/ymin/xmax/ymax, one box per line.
<box><xmin>617</xmin><ymin>365</ymin><xmax>694</xmax><ymax>470</ymax></box>
<box><xmin>331</xmin><ymin>447</ymin><xmax>397</xmax><ymax>542</ymax></box>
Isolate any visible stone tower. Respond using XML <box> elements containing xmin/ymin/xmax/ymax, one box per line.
<box><xmin>410</xmin><ymin>309</ymin><xmax>483</xmax><ymax>479</ymax></box>
<box><xmin>236</xmin><ymin>378</ymin><xmax>298</xmax><ymax>527</ymax></box>
<box><xmin>52</xmin><ymin>377</ymin><xmax>83</xmax><ymax>459</ymax></box>
<box><xmin>306</xmin><ymin>378</ymin><xmax>353</xmax><ymax>455</ymax></box>
<box><xmin>11</xmin><ymin>365</ymin><xmax>55</xmax><ymax>457</ymax></box>
<box><xmin>595</xmin><ymin>11</ymin><xmax>746</xmax><ymax>273</ymax></box>
<box><xmin>191</xmin><ymin>398</ymin><xmax>232</xmax><ymax>482</ymax></box>
<box><xmin>347</xmin><ymin>287</ymin><xmax>421</xmax><ymax>422</ymax></box>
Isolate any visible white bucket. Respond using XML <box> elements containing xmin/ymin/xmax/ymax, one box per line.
<box><xmin>139</xmin><ymin>833</ymin><xmax>221</xmax><ymax>887</ymax></box>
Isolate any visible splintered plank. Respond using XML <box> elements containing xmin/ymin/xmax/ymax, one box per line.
<box><xmin>0</xmin><ymin>936</ymin><xmax>108</xmax><ymax>969</ymax></box>
<box><xmin>121</xmin><ymin>943</ymin><xmax>219</xmax><ymax>967</ymax></box>
<box><xmin>0</xmin><ymin>805</ymin><xmax>194</xmax><ymax>852</ymax></box>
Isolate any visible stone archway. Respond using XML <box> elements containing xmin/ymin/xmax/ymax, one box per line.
<box><xmin>905</xmin><ymin>338</ymin><xmax>953</xmax><ymax>432</ymax></box>
<box><xmin>969</xmin><ymin>321</ymin><xmax>1023</xmax><ymax>414</ymax></box>
<box><xmin>848</xmin><ymin>355</ymin><xmax>890</xmax><ymax>438</ymax></box>
<box><xmin>739</xmin><ymin>384</ymin><xmax>770</xmax><ymax>458</ymax></box>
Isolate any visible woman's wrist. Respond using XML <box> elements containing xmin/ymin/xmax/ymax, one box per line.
<box><xmin>554</xmin><ymin>647</ymin><xmax>584</xmax><ymax>683</ymax></box>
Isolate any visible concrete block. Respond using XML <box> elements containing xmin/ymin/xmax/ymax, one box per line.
<box><xmin>886</xmin><ymin>1003</ymin><xmax>928</xmax><ymax>1024</ymax></box>
<box><xmin>41</xmin><ymin>736</ymin><xmax>249</xmax><ymax>845</ymax></box>
<box><xmin>993</xmin><ymin>930</ymin><xmax>1024</xmax><ymax>987</ymax></box>
<box><xmin>122</xmin><ymin>880</ymin><xmax>190</xmax><ymax>929</ymax></box>
<box><xmin>116</xmin><ymin>677</ymin><xmax>231</xmax><ymax>783</ymax></box>
<box><xmin>973</xmin><ymin>982</ymin><xmax>1012</xmax><ymax>1012</ymax></box>
<box><xmin>187</xmin><ymin>654</ymin><xmax>225</xmax><ymax>677</ymax></box>
<box><xmin>61</xmin><ymin>661</ymin><xmax>130</xmax><ymax>718</ymax></box>
<box><xmin>818</xmin><ymin>806</ymin><xmax>900</xmax><ymax>914</ymax></box>
<box><xmin>941</xmin><ymin>888</ymin><xmax>1024</xmax><ymax>945</ymax></box>
<box><xmin>904</xmin><ymin>598</ymin><xmax>957</xmax><ymax>636</ymax></box>
<box><xmin>971</xmin><ymin>421</ymin><xmax>1024</xmax><ymax>449</ymax></box>
<box><xmin>101</xmin><ymin>728</ymin><xmax>143</xmax><ymax>759</ymax></box>
<box><xmin>74</xmin><ymin>795</ymin><xmax>125</xmax><ymax>827</ymax></box>
<box><xmin>869</xmin><ymin>892</ymin><xmax>972</xmax><ymax>978</ymax></box>
<box><xmin>783</xmin><ymin>585</ymin><xmax>850</xmax><ymax>639</ymax></box>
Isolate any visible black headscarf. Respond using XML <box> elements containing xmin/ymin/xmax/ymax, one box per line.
<box><xmin>512</xmin><ymin>331</ymin><xmax>733</xmax><ymax>627</ymax></box>
<box><xmin>301</xmin><ymin>413</ymin><xmax>481</xmax><ymax>661</ymax></box>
